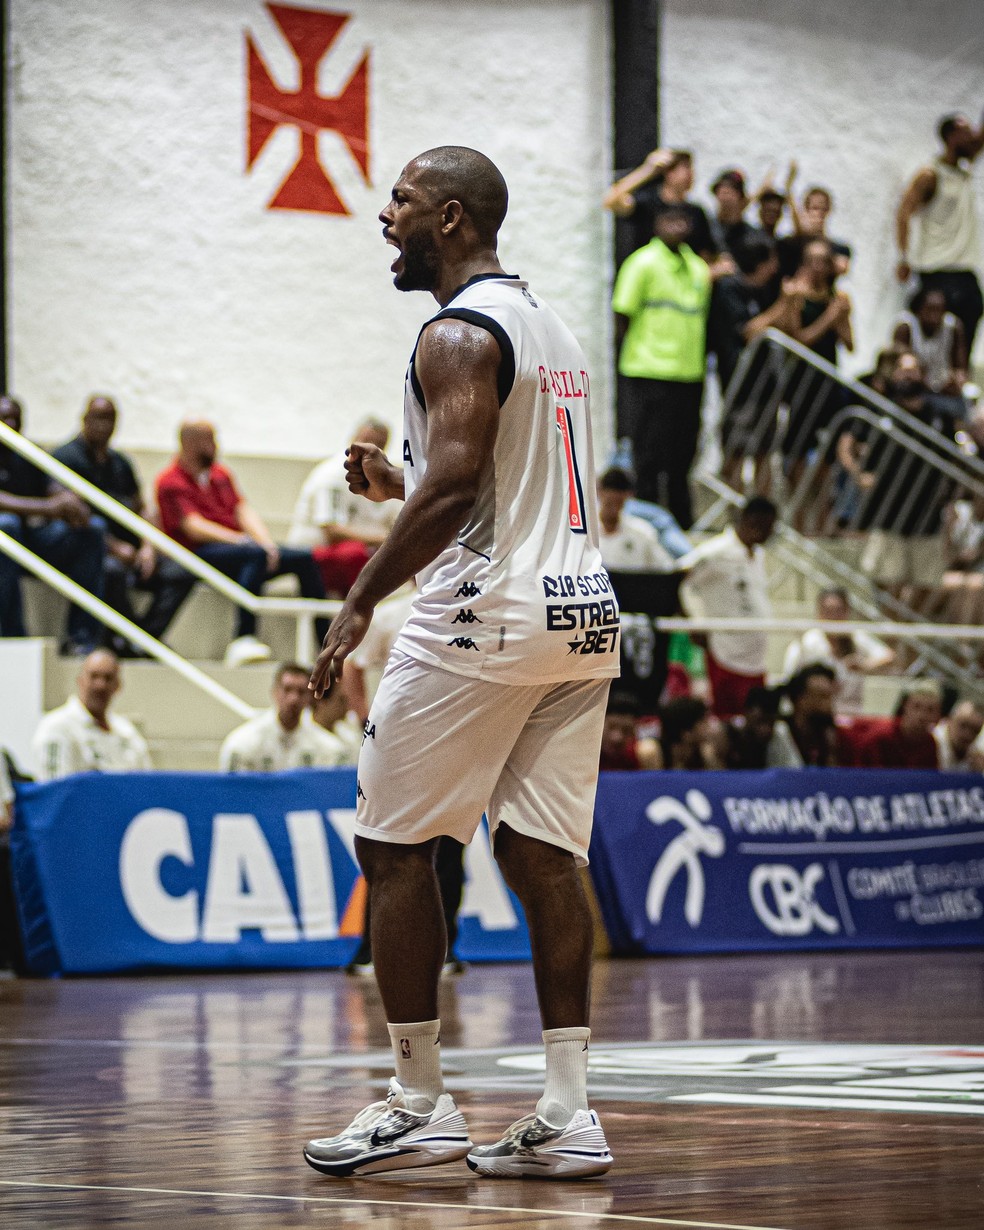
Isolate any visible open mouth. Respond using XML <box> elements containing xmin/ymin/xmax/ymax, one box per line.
<box><xmin>383</xmin><ymin>230</ymin><xmax>402</xmax><ymax>271</ymax></box>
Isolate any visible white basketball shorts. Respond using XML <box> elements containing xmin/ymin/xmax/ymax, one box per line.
<box><xmin>354</xmin><ymin>650</ymin><xmax>612</xmax><ymax>865</ymax></box>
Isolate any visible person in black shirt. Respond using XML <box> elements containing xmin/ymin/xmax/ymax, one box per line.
<box><xmin>841</xmin><ymin>353</ymin><xmax>966</xmax><ymax>608</ymax></box>
<box><xmin>781</xmin><ymin>182</ymin><xmax>852</xmax><ymax>278</ymax></box>
<box><xmin>0</xmin><ymin>397</ymin><xmax>106</xmax><ymax>652</ymax></box>
<box><xmin>781</xmin><ymin>239</ymin><xmax>853</xmax><ymax>466</ymax></box>
<box><xmin>708</xmin><ymin>169</ymin><xmax>762</xmax><ymax>259</ymax></box>
<box><xmin>604</xmin><ymin>149</ymin><xmax>717</xmax><ymax>261</ymax></box>
<box><xmin>708</xmin><ymin>235</ymin><xmax>799</xmax><ymax>487</ymax></box>
<box><xmin>708</xmin><ymin>235</ymin><xmax>783</xmax><ymax>393</ymax></box>
<box><xmin>756</xmin><ymin>188</ymin><xmax>787</xmax><ymax>240</ymax></box>
<box><xmin>54</xmin><ymin>396</ymin><xmax>194</xmax><ymax>653</ymax></box>
<box><xmin>712</xmin><ymin>686</ymin><xmax>781</xmax><ymax>769</ymax></box>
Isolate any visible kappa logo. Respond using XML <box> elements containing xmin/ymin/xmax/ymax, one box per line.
<box><xmin>356</xmin><ymin>780</ymin><xmax>367</xmax><ymax>801</ymax></box>
<box><xmin>362</xmin><ymin>720</ymin><xmax>376</xmax><ymax>743</ymax></box>
<box><xmin>451</xmin><ymin>609</ymin><xmax>482</xmax><ymax>625</ymax></box>
<box><xmin>448</xmin><ymin>637</ymin><xmax>480</xmax><ymax>651</ymax></box>
<box><xmin>454</xmin><ymin>582</ymin><xmax>481</xmax><ymax>599</ymax></box>
<box><xmin>245</xmin><ymin>4</ymin><xmax>371</xmax><ymax>214</ymax></box>
<box><xmin>645</xmin><ymin>790</ymin><xmax>726</xmax><ymax>927</ymax></box>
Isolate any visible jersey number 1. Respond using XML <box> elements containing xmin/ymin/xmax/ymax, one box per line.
<box><xmin>556</xmin><ymin>404</ymin><xmax>587</xmax><ymax>534</ymax></box>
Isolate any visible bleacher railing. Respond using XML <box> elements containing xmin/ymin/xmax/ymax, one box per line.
<box><xmin>0</xmin><ymin>526</ymin><xmax>255</xmax><ymax>718</ymax></box>
<box><xmin>697</xmin><ymin>328</ymin><xmax>984</xmax><ymax>692</ymax></box>
<box><xmin>0</xmin><ymin>420</ymin><xmax>340</xmax><ymax>663</ymax></box>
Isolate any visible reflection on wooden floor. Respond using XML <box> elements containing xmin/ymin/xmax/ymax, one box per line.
<box><xmin>1</xmin><ymin>950</ymin><xmax>983</xmax><ymax>1229</ymax></box>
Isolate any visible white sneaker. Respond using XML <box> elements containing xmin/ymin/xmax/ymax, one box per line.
<box><xmin>223</xmin><ymin>635</ymin><xmax>272</xmax><ymax>668</ymax></box>
<box><xmin>303</xmin><ymin>1078</ymin><xmax>472</xmax><ymax>1178</ymax></box>
<box><xmin>466</xmin><ymin>1108</ymin><xmax>613</xmax><ymax>1179</ymax></box>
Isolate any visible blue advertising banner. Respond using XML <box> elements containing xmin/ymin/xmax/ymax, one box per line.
<box><xmin>10</xmin><ymin>769</ymin><xmax>531</xmax><ymax>975</ymax></box>
<box><xmin>591</xmin><ymin>769</ymin><xmax>984</xmax><ymax>953</ymax></box>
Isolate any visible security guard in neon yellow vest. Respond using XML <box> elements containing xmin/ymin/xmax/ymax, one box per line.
<box><xmin>613</xmin><ymin>204</ymin><xmax>711</xmax><ymax>529</ymax></box>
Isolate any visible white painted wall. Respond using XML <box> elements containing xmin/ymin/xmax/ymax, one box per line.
<box><xmin>8</xmin><ymin>0</ymin><xmax>612</xmax><ymax>460</ymax></box>
<box><xmin>662</xmin><ymin>0</ymin><xmax>984</xmax><ymax>373</ymax></box>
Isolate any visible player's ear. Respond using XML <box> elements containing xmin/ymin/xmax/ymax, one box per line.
<box><xmin>441</xmin><ymin>200</ymin><xmax>464</xmax><ymax>234</ymax></box>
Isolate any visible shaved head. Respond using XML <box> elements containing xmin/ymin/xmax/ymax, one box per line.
<box><xmin>409</xmin><ymin>146</ymin><xmax>508</xmax><ymax>245</ymax></box>
<box><xmin>178</xmin><ymin>419</ymin><xmax>218</xmax><ymax>469</ymax></box>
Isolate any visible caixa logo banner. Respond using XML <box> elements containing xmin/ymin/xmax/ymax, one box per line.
<box><xmin>590</xmin><ymin>769</ymin><xmax>984</xmax><ymax>954</ymax></box>
<box><xmin>10</xmin><ymin>770</ymin><xmax>530</xmax><ymax>975</ymax></box>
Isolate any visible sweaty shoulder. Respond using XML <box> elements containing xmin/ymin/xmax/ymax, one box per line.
<box><xmin>414</xmin><ymin>317</ymin><xmax>504</xmax><ymax>408</ymax></box>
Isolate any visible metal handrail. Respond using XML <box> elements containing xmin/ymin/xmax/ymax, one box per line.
<box><xmin>0</xmin><ymin>528</ymin><xmax>255</xmax><ymax>719</ymax></box>
<box><xmin>728</xmin><ymin>327</ymin><xmax>984</xmax><ymax>477</ymax></box>
<box><xmin>0</xmin><ymin>421</ymin><xmax>341</xmax><ymax>616</ymax></box>
<box><xmin>693</xmin><ymin>468</ymin><xmax>983</xmax><ymax>698</ymax></box>
<box><xmin>656</xmin><ymin>616</ymin><xmax>984</xmax><ymax>639</ymax></box>
<box><xmin>0</xmin><ymin>420</ymin><xmax>342</xmax><ymax>658</ymax></box>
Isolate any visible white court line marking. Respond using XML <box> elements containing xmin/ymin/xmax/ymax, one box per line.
<box><xmin>0</xmin><ymin>1180</ymin><xmax>789</xmax><ymax>1230</ymax></box>
<box><xmin>674</xmin><ymin>1093</ymin><xmax>984</xmax><ymax>1116</ymax></box>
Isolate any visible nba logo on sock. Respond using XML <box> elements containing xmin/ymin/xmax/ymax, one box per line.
<box><xmin>401</xmin><ymin>1038</ymin><xmax>412</xmax><ymax>1059</ymax></box>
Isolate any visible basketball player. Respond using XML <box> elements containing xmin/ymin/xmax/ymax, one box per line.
<box><xmin>303</xmin><ymin>147</ymin><xmax>619</xmax><ymax>1180</ymax></box>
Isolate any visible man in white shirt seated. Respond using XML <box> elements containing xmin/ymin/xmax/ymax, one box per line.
<box><xmin>597</xmin><ymin>467</ymin><xmax>677</xmax><ymax>574</ymax></box>
<box><xmin>934</xmin><ymin>698</ymin><xmax>984</xmax><ymax>771</ymax></box>
<box><xmin>219</xmin><ymin>662</ymin><xmax>345</xmax><ymax>771</ymax></box>
<box><xmin>287</xmin><ymin>418</ymin><xmax>399</xmax><ymax>597</ymax></box>
<box><xmin>782</xmin><ymin>587</ymin><xmax>895</xmax><ymax>716</ymax></box>
<box><xmin>678</xmin><ymin>498</ymin><xmax>777</xmax><ymax>718</ymax></box>
<box><xmin>32</xmin><ymin>649</ymin><xmax>152</xmax><ymax>780</ymax></box>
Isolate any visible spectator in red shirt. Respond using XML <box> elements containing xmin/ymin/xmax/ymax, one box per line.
<box><xmin>155</xmin><ymin>420</ymin><xmax>328</xmax><ymax>666</ymax></box>
<box><xmin>857</xmin><ymin>683</ymin><xmax>942</xmax><ymax>769</ymax></box>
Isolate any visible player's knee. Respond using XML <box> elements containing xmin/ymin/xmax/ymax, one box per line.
<box><xmin>494</xmin><ymin>824</ymin><xmax>573</xmax><ymax>900</ymax></box>
<box><xmin>355</xmin><ymin>834</ymin><xmax>438</xmax><ymax>886</ymax></box>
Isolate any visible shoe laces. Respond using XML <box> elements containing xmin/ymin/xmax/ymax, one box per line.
<box><xmin>344</xmin><ymin>1078</ymin><xmax>408</xmax><ymax>1134</ymax></box>
<box><xmin>502</xmin><ymin>1112</ymin><xmax>558</xmax><ymax>1147</ymax></box>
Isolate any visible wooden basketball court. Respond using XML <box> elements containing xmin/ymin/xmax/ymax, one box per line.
<box><xmin>2</xmin><ymin>950</ymin><xmax>982</xmax><ymax>1228</ymax></box>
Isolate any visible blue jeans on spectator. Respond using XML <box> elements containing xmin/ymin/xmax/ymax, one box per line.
<box><xmin>0</xmin><ymin>513</ymin><xmax>106</xmax><ymax>647</ymax></box>
<box><xmin>196</xmin><ymin>541</ymin><xmax>329</xmax><ymax>642</ymax></box>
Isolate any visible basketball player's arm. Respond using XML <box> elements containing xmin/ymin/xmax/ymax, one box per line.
<box><xmin>895</xmin><ymin>167</ymin><xmax>937</xmax><ymax>281</ymax></box>
<box><xmin>309</xmin><ymin>320</ymin><xmax>500</xmax><ymax>696</ymax></box>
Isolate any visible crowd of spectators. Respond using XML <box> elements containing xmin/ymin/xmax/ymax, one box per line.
<box><xmin>3</xmin><ymin>110</ymin><xmax>984</xmax><ymax>792</ymax></box>
<box><xmin>599</xmin><ymin>107</ymin><xmax>984</xmax><ymax>761</ymax></box>
<box><xmin>605</xmin><ymin>109</ymin><xmax>984</xmax><ymax>535</ymax></box>
<box><xmin>0</xmin><ymin>397</ymin><xmax>395</xmax><ymax>665</ymax></box>
<box><xmin>603</xmin><ymin>665</ymin><xmax>984</xmax><ymax>774</ymax></box>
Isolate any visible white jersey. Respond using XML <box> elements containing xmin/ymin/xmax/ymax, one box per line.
<box><xmin>393</xmin><ymin>274</ymin><xmax>620</xmax><ymax>685</ymax></box>
<box><xmin>32</xmin><ymin>696</ymin><xmax>152</xmax><ymax>781</ymax></box>
<box><xmin>599</xmin><ymin>513</ymin><xmax>677</xmax><ymax>573</ymax></box>
<box><xmin>895</xmin><ymin>309</ymin><xmax>958</xmax><ymax>392</ymax></box>
<box><xmin>679</xmin><ymin>526</ymin><xmax>771</xmax><ymax>674</ymax></box>
<box><xmin>912</xmin><ymin>159</ymin><xmax>980</xmax><ymax>273</ymax></box>
<box><xmin>219</xmin><ymin>708</ymin><xmax>345</xmax><ymax>772</ymax></box>
<box><xmin>287</xmin><ymin>450</ymin><xmax>398</xmax><ymax>549</ymax></box>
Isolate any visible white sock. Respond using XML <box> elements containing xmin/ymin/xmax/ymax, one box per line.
<box><xmin>536</xmin><ymin>1026</ymin><xmax>590</xmax><ymax>1127</ymax></box>
<box><xmin>387</xmin><ymin>1019</ymin><xmax>444</xmax><ymax>1113</ymax></box>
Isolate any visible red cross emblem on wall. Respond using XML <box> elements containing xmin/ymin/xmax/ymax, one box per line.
<box><xmin>246</xmin><ymin>3</ymin><xmax>370</xmax><ymax>214</ymax></box>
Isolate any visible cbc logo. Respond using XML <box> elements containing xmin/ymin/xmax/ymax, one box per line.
<box><xmin>749</xmin><ymin>863</ymin><xmax>840</xmax><ymax>937</ymax></box>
